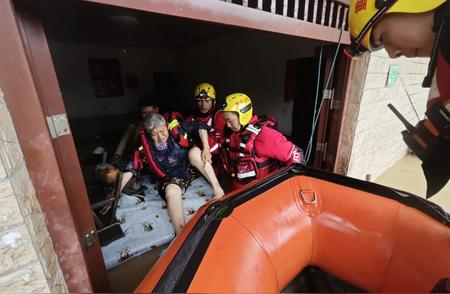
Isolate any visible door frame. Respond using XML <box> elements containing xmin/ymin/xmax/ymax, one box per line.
<box><xmin>1</xmin><ymin>0</ymin><xmax>108</xmax><ymax>291</ymax></box>
<box><xmin>313</xmin><ymin>45</ymin><xmax>336</xmax><ymax>168</ymax></box>
<box><xmin>314</xmin><ymin>45</ymin><xmax>356</xmax><ymax>171</ymax></box>
<box><xmin>322</xmin><ymin>49</ymin><xmax>355</xmax><ymax>172</ymax></box>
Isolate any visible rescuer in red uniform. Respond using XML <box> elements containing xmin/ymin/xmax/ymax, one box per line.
<box><xmin>220</xmin><ymin>93</ymin><xmax>303</xmax><ymax>189</ymax></box>
<box><xmin>347</xmin><ymin>0</ymin><xmax>449</xmax><ymax>197</ymax></box>
<box><xmin>185</xmin><ymin>82</ymin><xmax>225</xmax><ymax>154</ymax></box>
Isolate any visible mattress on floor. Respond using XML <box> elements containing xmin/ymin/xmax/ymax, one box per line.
<box><xmin>101</xmin><ymin>175</ymin><xmax>213</xmax><ymax>270</ymax></box>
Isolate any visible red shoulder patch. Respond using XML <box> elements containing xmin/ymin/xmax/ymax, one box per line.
<box><xmin>355</xmin><ymin>0</ymin><xmax>367</xmax><ymax>13</ymax></box>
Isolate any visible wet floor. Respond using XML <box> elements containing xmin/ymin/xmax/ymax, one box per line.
<box><xmin>375</xmin><ymin>153</ymin><xmax>450</xmax><ymax>212</ymax></box>
<box><xmin>108</xmin><ymin>245</ymin><xmax>165</xmax><ymax>292</ymax></box>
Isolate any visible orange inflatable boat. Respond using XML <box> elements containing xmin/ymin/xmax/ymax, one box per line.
<box><xmin>136</xmin><ymin>165</ymin><xmax>450</xmax><ymax>293</ymax></box>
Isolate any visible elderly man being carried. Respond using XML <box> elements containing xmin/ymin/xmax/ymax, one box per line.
<box><xmin>130</xmin><ymin>112</ymin><xmax>224</xmax><ymax>235</ymax></box>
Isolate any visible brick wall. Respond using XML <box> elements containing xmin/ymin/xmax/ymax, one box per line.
<box><xmin>0</xmin><ymin>89</ymin><xmax>67</xmax><ymax>292</ymax></box>
<box><xmin>345</xmin><ymin>50</ymin><xmax>430</xmax><ymax>180</ymax></box>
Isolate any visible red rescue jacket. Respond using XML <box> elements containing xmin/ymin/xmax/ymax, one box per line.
<box><xmin>222</xmin><ymin>115</ymin><xmax>303</xmax><ymax>188</ymax></box>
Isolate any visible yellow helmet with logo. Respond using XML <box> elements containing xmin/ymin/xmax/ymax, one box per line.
<box><xmin>194</xmin><ymin>82</ymin><xmax>216</xmax><ymax>100</ymax></box>
<box><xmin>222</xmin><ymin>93</ymin><xmax>253</xmax><ymax>126</ymax></box>
<box><xmin>348</xmin><ymin>0</ymin><xmax>445</xmax><ymax>53</ymax></box>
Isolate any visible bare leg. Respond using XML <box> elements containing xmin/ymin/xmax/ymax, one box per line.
<box><xmin>188</xmin><ymin>147</ymin><xmax>225</xmax><ymax>199</ymax></box>
<box><xmin>99</xmin><ymin>171</ymin><xmax>134</xmax><ymax>215</ymax></box>
<box><xmin>165</xmin><ymin>184</ymin><xmax>185</xmax><ymax>235</ymax></box>
<box><xmin>120</xmin><ymin>171</ymin><xmax>133</xmax><ymax>192</ymax></box>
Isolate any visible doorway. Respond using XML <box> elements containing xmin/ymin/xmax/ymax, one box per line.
<box><xmin>286</xmin><ymin>56</ymin><xmax>326</xmax><ymax>165</ymax></box>
<box><xmin>7</xmin><ymin>0</ymin><xmax>350</xmax><ymax>291</ymax></box>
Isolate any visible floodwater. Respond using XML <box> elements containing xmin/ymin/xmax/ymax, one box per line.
<box><xmin>375</xmin><ymin>153</ymin><xmax>450</xmax><ymax>212</ymax></box>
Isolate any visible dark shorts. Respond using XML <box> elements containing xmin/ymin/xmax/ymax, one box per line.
<box><xmin>161</xmin><ymin>177</ymin><xmax>192</xmax><ymax>194</ymax></box>
<box><xmin>159</xmin><ymin>169</ymin><xmax>198</xmax><ymax>201</ymax></box>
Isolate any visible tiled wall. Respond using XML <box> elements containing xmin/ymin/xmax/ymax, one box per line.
<box><xmin>0</xmin><ymin>89</ymin><xmax>67</xmax><ymax>292</ymax></box>
<box><xmin>345</xmin><ymin>50</ymin><xmax>430</xmax><ymax>180</ymax></box>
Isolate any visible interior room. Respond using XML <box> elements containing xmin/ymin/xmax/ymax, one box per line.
<box><xmin>37</xmin><ymin>0</ymin><xmax>328</xmax><ymax>289</ymax></box>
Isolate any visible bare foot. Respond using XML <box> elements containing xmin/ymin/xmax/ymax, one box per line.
<box><xmin>174</xmin><ymin>224</ymin><xmax>184</xmax><ymax>235</ymax></box>
<box><xmin>212</xmin><ymin>188</ymin><xmax>225</xmax><ymax>200</ymax></box>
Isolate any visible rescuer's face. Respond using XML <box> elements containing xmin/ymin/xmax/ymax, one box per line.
<box><xmin>222</xmin><ymin>112</ymin><xmax>241</xmax><ymax>132</ymax></box>
<box><xmin>195</xmin><ymin>98</ymin><xmax>214</xmax><ymax>114</ymax></box>
<box><xmin>371</xmin><ymin>11</ymin><xmax>435</xmax><ymax>58</ymax></box>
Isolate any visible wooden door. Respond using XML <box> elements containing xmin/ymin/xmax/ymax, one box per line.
<box><xmin>13</xmin><ymin>2</ymin><xmax>110</xmax><ymax>291</ymax></box>
<box><xmin>314</xmin><ymin>46</ymin><xmax>353</xmax><ymax>171</ymax></box>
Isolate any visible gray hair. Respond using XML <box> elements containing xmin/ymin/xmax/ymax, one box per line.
<box><xmin>144</xmin><ymin>112</ymin><xmax>166</xmax><ymax>131</ymax></box>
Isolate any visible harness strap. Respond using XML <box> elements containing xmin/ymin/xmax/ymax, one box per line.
<box><xmin>426</xmin><ymin>99</ymin><xmax>450</xmax><ymax>136</ymax></box>
<box><xmin>138</xmin><ymin>130</ymin><xmax>166</xmax><ymax>178</ymax></box>
<box><xmin>256</xmin><ymin>159</ymin><xmax>277</xmax><ymax>169</ymax></box>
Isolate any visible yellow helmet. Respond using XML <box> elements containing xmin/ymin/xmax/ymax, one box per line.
<box><xmin>222</xmin><ymin>93</ymin><xmax>253</xmax><ymax>126</ymax></box>
<box><xmin>194</xmin><ymin>82</ymin><xmax>216</xmax><ymax>100</ymax></box>
<box><xmin>348</xmin><ymin>0</ymin><xmax>445</xmax><ymax>53</ymax></box>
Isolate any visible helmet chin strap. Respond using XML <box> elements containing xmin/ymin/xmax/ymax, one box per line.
<box><xmin>423</xmin><ymin>19</ymin><xmax>445</xmax><ymax>87</ymax></box>
<box><xmin>239</xmin><ymin>123</ymin><xmax>249</xmax><ymax>131</ymax></box>
<box><xmin>196</xmin><ymin>107</ymin><xmax>215</xmax><ymax>118</ymax></box>
<box><xmin>347</xmin><ymin>0</ymin><xmax>396</xmax><ymax>56</ymax></box>
<box><xmin>196</xmin><ymin>111</ymin><xmax>212</xmax><ymax>117</ymax></box>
